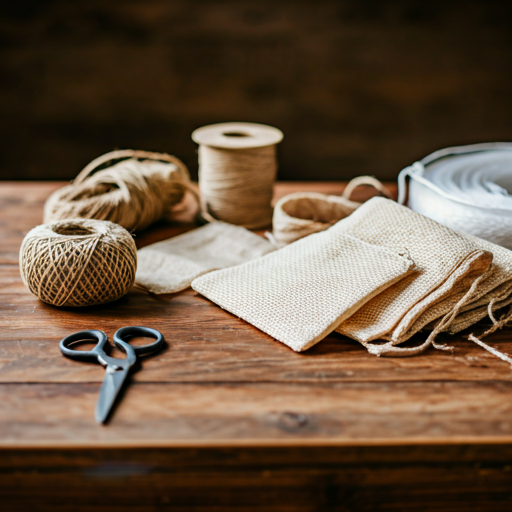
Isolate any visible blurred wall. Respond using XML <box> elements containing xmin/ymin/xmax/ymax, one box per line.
<box><xmin>1</xmin><ymin>0</ymin><xmax>512</xmax><ymax>181</ymax></box>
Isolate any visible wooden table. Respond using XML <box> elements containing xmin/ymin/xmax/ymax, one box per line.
<box><xmin>2</xmin><ymin>181</ymin><xmax>512</xmax><ymax>511</ymax></box>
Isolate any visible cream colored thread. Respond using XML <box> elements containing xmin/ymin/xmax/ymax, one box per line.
<box><xmin>20</xmin><ymin>218</ymin><xmax>137</xmax><ymax>307</ymax></box>
<box><xmin>468</xmin><ymin>335</ymin><xmax>512</xmax><ymax>367</ymax></box>
<box><xmin>44</xmin><ymin>149</ymin><xmax>199</xmax><ymax>231</ymax></box>
<box><xmin>198</xmin><ymin>144</ymin><xmax>277</xmax><ymax>229</ymax></box>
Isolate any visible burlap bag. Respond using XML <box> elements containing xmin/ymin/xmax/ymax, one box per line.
<box><xmin>136</xmin><ymin>221</ymin><xmax>274</xmax><ymax>294</ymax></box>
<box><xmin>331</xmin><ymin>198</ymin><xmax>494</xmax><ymax>355</ymax></box>
<box><xmin>192</xmin><ymin>230</ymin><xmax>414</xmax><ymax>352</ymax></box>
<box><xmin>427</xmin><ymin>234</ymin><xmax>512</xmax><ymax>334</ymax></box>
<box><xmin>273</xmin><ymin>192</ymin><xmax>512</xmax><ymax>347</ymax></box>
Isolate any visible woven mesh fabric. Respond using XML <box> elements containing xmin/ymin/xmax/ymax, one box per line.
<box><xmin>192</xmin><ymin>231</ymin><xmax>414</xmax><ymax>352</ymax></box>
<box><xmin>386</xmin><ymin>251</ymin><xmax>492</xmax><ymax>341</ymax></box>
<box><xmin>400</xmin><ymin>258</ymin><xmax>493</xmax><ymax>338</ymax></box>
<box><xmin>135</xmin><ymin>221</ymin><xmax>275</xmax><ymax>294</ymax></box>
<box><xmin>332</xmin><ymin>198</ymin><xmax>493</xmax><ymax>344</ymax></box>
<box><xmin>445</xmin><ymin>234</ymin><xmax>512</xmax><ymax>332</ymax></box>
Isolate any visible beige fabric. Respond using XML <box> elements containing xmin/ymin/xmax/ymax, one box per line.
<box><xmin>425</xmin><ymin>235</ymin><xmax>512</xmax><ymax>333</ymax></box>
<box><xmin>331</xmin><ymin>198</ymin><xmax>493</xmax><ymax>347</ymax></box>
<box><xmin>136</xmin><ymin>221</ymin><xmax>274</xmax><ymax>294</ymax></box>
<box><xmin>192</xmin><ymin>231</ymin><xmax>414</xmax><ymax>352</ymax></box>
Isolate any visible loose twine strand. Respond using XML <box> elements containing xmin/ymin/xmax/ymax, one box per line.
<box><xmin>468</xmin><ymin>300</ymin><xmax>512</xmax><ymax>366</ymax></box>
<box><xmin>363</xmin><ymin>272</ymin><xmax>487</xmax><ymax>357</ymax></box>
<box><xmin>198</xmin><ymin>144</ymin><xmax>277</xmax><ymax>229</ymax></box>
<box><xmin>341</xmin><ymin>175</ymin><xmax>394</xmax><ymax>201</ymax></box>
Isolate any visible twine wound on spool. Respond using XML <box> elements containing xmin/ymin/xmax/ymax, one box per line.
<box><xmin>20</xmin><ymin>218</ymin><xmax>137</xmax><ymax>307</ymax></box>
<box><xmin>192</xmin><ymin>122</ymin><xmax>283</xmax><ymax>229</ymax></box>
<box><xmin>44</xmin><ymin>149</ymin><xmax>197</xmax><ymax>232</ymax></box>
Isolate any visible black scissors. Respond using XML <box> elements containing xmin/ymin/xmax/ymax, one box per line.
<box><xmin>59</xmin><ymin>326</ymin><xmax>165</xmax><ymax>424</ymax></box>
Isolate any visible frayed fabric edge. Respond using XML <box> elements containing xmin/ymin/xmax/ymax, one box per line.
<box><xmin>361</xmin><ymin>273</ymin><xmax>487</xmax><ymax>357</ymax></box>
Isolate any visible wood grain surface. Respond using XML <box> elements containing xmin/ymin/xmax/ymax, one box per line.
<box><xmin>1</xmin><ymin>181</ymin><xmax>512</xmax><ymax>510</ymax></box>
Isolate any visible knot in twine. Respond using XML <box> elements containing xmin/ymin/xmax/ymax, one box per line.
<box><xmin>20</xmin><ymin>218</ymin><xmax>137</xmax><ymax>307</ymax></box>
<box><xmin>44</xmin><ymin>150</ymin><xmax>196</xmax><ymax>232</ymax></box>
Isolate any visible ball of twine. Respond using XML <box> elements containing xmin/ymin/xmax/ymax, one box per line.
<box><xmin>44</xmin><ymin>149</ymin><xmax>197</xmax><ymax>231</ymax></box>
<box><xmin>20</xmin><ymin>218</ymin><xmax>137</xmax><ymax>307</ymax></box>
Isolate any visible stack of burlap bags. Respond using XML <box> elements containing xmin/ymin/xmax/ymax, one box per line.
<box><xmin>192</xmin><ymin>197</ymin><xmax>512</xmax><ymax>355</ymax></box>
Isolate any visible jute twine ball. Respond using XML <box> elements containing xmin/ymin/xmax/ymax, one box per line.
<box><xmin>44</xmin><ymin>149</ymin><xmax>196</xmax><ymax>232</ymax></box>
<box><xmin>20</xmin><ymin>218</ymin><xmax>137</xmax><ymax>307</ymax></box>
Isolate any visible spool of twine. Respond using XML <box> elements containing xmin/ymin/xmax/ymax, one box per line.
<box><xmin>192</xmin><ymin>122</ymin><xmax>284</xmax><ymax>229</ymax></box>
<box><xmin>44</xmin><ymin>149</ymin><xmax>196</xmax><ymax>231</ymax></box>
<box><xmin>20</xmin><ymin>218</ymin><xmax>137</xmax><ymax>307</ymax></box>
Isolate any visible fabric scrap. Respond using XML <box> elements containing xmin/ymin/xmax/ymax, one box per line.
<box><xmin>192</xmin><ymin>230</ymin><xmax>414</xmax><ymax>352</ymax></box>
<box><xmin>136</xmin><ymin>221</ymin><xmax>275</xmax><ymax>294</ymax></box>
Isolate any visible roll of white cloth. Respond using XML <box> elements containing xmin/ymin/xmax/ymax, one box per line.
<box><xmin>398</xmin><ymin>142</ymin><xmax>512</xmax><ymax>250</ymax></box>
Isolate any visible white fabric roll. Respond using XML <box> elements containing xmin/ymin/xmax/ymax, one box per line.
<box><xmin>398</xmin><ymin>142</ymin><xmax>512</xmax><ymax>250</ymax></box>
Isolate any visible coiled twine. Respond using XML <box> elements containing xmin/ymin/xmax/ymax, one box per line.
<box><xmin>399</xmin><ymin>143</ymin><xmax>512</xmax><ymax>250</ymax></box>
<box><xmin>272</xmin><ymin>176</ymin><xmax>393</xmax><ymax>245</ymax></box>
<box><xmin>44</xmin><ymin>149</ymin><xmax>194</xmax><ymax>232</ymax></box>
<box><xmin>20</xmin><ymin>218</ymin><xmax>137</xmax><ymax>307</ymax></box>
<box><xmin>192</xmin><ymin>122</ymin><xmax>284</xmax><ymax>229</ymax></box>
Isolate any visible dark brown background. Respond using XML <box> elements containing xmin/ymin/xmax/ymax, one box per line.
<box><xmin>1</xmin><ymin>0</ymin><xmax>512</xmax><ymax>181</ymax></box>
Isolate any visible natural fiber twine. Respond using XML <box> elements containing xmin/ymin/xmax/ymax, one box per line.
<box><xmin>44</xmin><ymin>149</ymin><xmax>197</xmax><ymax>232</ymax></box>
<box><xmin>271</xmin><ymin>176</ymin><xmax>394</xmax><ymax>245</ymax></box>
<box><xmin>192</xmin><ymin>122</ymin><xmax>284</xmax><ymax>229</ymax></box>
<box><xmin>198</xmin><ymin>145</ymin><xmax>277</xmax><ymax>228</ymax></box>
<box><xmin>20</xmin><ymin>218</ymin><xmax>137</xmax><ymax>307</ymax></box>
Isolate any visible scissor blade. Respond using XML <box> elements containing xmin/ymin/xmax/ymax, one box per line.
<box><xmin>95</xmin><ymin>365</ymin><xmax>130</xmax><ymax>424</ymax></box>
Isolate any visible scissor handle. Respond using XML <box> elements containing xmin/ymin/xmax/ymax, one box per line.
<box><xmin>59</xmin><ymin>330</ymin><xmax>109</xmax><ymax>362</ymax></box>
<box><xmin>113</xmin><ymin>326</ymin><xmax>165</xmax><ymax>356</ymax></box>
